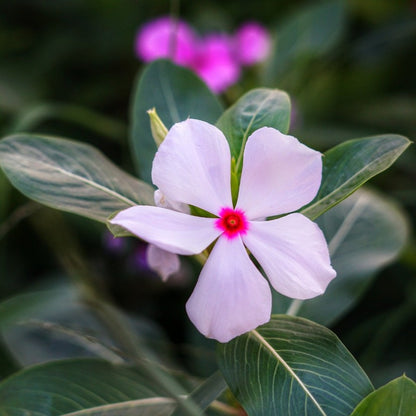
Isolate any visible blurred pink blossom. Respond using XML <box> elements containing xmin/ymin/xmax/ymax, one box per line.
<box><xmin>135</xmin><ymin>17</ymin><xmax>270</xmax><ymax>93</ymax></box>
<box><xmin>135</xmin><ymin>16</ymin><xmax>196</xmax><ymax>66</ymax></box>
<box><xmin>191</xmin><ymin>35</ymin><xmax>241</xmax><ymax>93</ymax></box>
<box><xmin>234</xmin><ymin>22</ymin><xmax>271</xmax><ymax>65</ymax></box>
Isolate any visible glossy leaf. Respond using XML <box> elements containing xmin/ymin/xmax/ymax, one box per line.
<box><xmin>130</xmin><ymin>60</ymin><xmax>223</xmax><ymax>183</ymax></box>
<box><xmin>218</xmin><ymin>315</ymin><xmax>373</xmax><ymax>416</ymax></box>
<box><xmin>171</xmin><ymin>371</ymin><xmax>228</xmax><ymax>416</ymax></box>
<box><xmin>0</xmin><ymin>288</ymin><xmax>208</xmax><ymax>416</ymax></box>
<box><xmin>0</xmin><ymin>285</ymin><xmax>124</xmax><ymax>366</ymax></box>
<box><xmin>0</xmin><ymin>359</ymin><xmax>181</xmax><ymax>415</ymax></box>
<box><xmin>0</xmin><ymin>134</ymin><xmax>154</xmax><ymax>223</ymax></box>
<box><xmin>275</xmin><ymin>188</ymin><xmax>409</xmax><ymax>325</ymax></box>
<box><xmin>216</xmin><ymin>88</ymin><xmax>291</xmax><ymax>163</ymax></box>
<box><xmin>264</xmin><ymin>0</ymin><xmax>346</xmax><ymax>82</ymax></box>
<box><xmin>300</xmin><ymin>134</ymin><xmax>411</xmax><ymax>220</ymax></box>
<box><xmin>350</xmin><ymin>375</ymin><xmax>416</xmax><ymax>415</ymax></box>
<box><xmin>0</xmin><ymin>286</ymin><xmax>76</xmax><ymax>332</ymax></box>
<box><xmin>0</xmin><ymin>282</ymin><xmax>171</xmax><ymax>367</ymax></box>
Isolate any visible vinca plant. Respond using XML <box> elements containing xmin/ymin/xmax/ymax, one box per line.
<box><xmin>0</xmin><ymin>56</ymin><xmax>413</xmax><ymax>415</ymax></box>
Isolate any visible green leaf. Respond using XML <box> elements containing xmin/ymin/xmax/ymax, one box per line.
<box><xmin>0</xmin><ymin>285</ymin><xmax>207</xmax><ymax>416</ymax></box>
<box><xmin>264</xmin><ymin>0</ymin><xmax>346</xmax><ymax>83</ymax></box>
<box><xmin>10</xmin><ymin>102</ymin><xmax>127</xmax><ymax>142</ymax></box>
<box><xmin>275</xmin><ymin>188</ymin><xmax>409</xmax><ymax>325</ymax></box>
<box><xmin>171</xmin><ymin>371</ymin><xmax>228</xmax><ymax>416</ymax></box>
<box><xmin>0</xmin><ymin>282</ymin><xmax>169</xmax><ymax>367</ymax></box>
<box><xmin>0</xmin><ymin>359</ymin><xmax>181</xmax><ymax>415</ymax></box>
<box><xmin>217</xmin><ymin>315</ymin><xmax>373</xmax><ymax>416</ymax></box>
<box><xmin>130</xmin><ymin>60</ymin><xmax>223</xmax><ymax>183</ymax></box>
<box><xmin>305</xmin><ymin>188</ymin><xmax>408</xmax><ymax>324</ymax></box>
<box><xmin>216</xmin><ymin>88</ymin><xmax>291</xmax><ymax>166</ymax></box>
<box><xmin>301</xmin><ymin>134</ymin><xmax>411</xmax><ymax>220</ymax></box>
<box><xmin>0</xmin><ymin>169</ymin><xmax>11</xmax><ymax>220</ymax></box>
<box><xmin>350</xmin><ymin>375</ymin><xmax>416</xmax><ymax>416</ymax></box>
<box><xmin>0</xmin><ymin>338</ymin><xmax>20</xmax><ymax>379</ymax></box>
<box><xmin>0</xmin><ymin>134</ymin><xmax>154</xmax><ymax>223</ymax></box>
<box><xmin>0</xmin><ymin>286</ymin><xmax>76</xmax><ymax>332</ymax></box>
<box><xmin>0</xmin><ymin>285</ymin><xmax>125</xmax><ymax>366</ymax></box>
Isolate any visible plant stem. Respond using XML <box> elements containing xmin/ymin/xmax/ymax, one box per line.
<box><xmin>0</xmin><ymin>201</ymin><xmax>40</xmax><ymax>241</ymax></box>
<box><xmin>210</xmin><ymin>400</ymin><xmax>243</xmax><ymax>415</ymax></box>
<box><xmin>286</xmin><ymin>299</ymin><xmax>303</xmax><ymax>316</ymax></box>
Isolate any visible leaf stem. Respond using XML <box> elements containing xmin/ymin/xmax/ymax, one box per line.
<box><xmin>193</xmin><ymin>250</ymin><xmax>208</xmax><ymax>266</ymax></box>
<box><xmin>210</xmin><ymin>400</ymin><xmax>242</xmax><ymax>415</ymax></box>
<box><xmin>286</xmin><ymin>299</ymin><xmax>303</xmax><ymax>316</ymax></box>
<box><xmin>0</xmin><ymin>201</ymin><xmax>40</xmax><ymax>241</ymax></box>
<box><xmin>287</xmin><ymin>193</ymin><xmax>368</xmax><ymax>317</ymax></box>
<box><xmin>168</xmin><ymin>0</ymin><xmax>180</xmax><ymax>61</ymax></box>
<box><xmin>327</xmin><ymin>193</ymin><xmax>366</xmax><ymax>256</ymax></box>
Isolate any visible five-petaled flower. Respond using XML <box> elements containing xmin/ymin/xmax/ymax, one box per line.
<box><xmin>110</xmin><ymin>119</ymin><xmax>336</xmax><ymax>342</ymax></box>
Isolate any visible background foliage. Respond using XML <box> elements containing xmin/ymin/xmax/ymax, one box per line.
<box><xmin>0</xmin><ymin>0</ymin><xmax>415</xmax><ymax>413</ymax></box>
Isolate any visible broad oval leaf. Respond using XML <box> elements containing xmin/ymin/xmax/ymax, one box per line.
<box><xmin>275</xmin><ymin>187</ymin><xmax>409</xmax><ymax>325</ymax></box>
<box><xmin>350</xmin><ymin>375</ymin><xmax>416</xmax><ymax>416</ymax></box>
<box><xmin>0</xmin><ymin>359</ymin><xmax>179</xmax><ymax>416</ymax></box>
<box><xmin>218</xmin><ymin>315</ymin><xmax>374</xmax><ymax>416</ymax></box>
<box><xmin>0</xmin><ymin>287</ymin><xmax>210</xmax><ymax>416</ymax></box>
<box><xmin>301</xmin><ymin>134</ymin><xmax>411</xmax><ymax>220</ymax></box>
<box><xmin>216</xmin><ymin>88</ymin><xmax>291</xmax><ymax>162</ymax></box>
<box><xmin>130</xmin><ymin>59</ymin><xmax>223</xmax><ymax>183</ymax></box>
<box><xmin>0</xmin><ymin>285</ymin><xmax>77</xmax><ymax>333</ymax></box>
<box><xmin>0</xmin><ymin>134</ymin><xmax>154</xmax><ymax>223</ymax></box>
<box><xmin>0</xmin><ymin>283</ymin><xmax>131</xmax><ymax>366</ymax></box>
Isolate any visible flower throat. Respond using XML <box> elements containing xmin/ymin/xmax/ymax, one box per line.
<box><xmin>215</xmin><ymin>207</ymin><xmax>249</xmax><ymax>239</ymax></box>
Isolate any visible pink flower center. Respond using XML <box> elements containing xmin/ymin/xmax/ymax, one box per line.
<box><xmin>215</xmin><ymin>207</ymin><xmax>249</xmax><ymax>239</ymax></box>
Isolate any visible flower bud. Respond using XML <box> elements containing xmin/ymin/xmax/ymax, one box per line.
<box><xmin>147</xmin><ymin>108</ymin><xmax>168</xmax><ymax>147</ymax></box>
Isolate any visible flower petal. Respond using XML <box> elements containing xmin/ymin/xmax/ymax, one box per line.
<box><xmin>154</xmin><ymin>189</ymin><xmax>190</xmax><ymax>214</ymax></box>
<box><xmin>236</xmin><ymin>127</ymin><xmax>322</xmax><ymax>219</ymax></box>
<box><xmin>152</xmin><ymin>119</ymin><xmax>233</xmax><ymax>215</ymax></box>
<box><xmin>146</xmin><ymin>244</ymin><xmax>180</xmax><ymax>281</ymax></box>
<box><xmin>243</xmin><ymin>214</ymin><xmax>336</xmax><ymax>299</ymax></box>
<box><xmin>135</xmin><ymin>16</ymin><xmax>196</xmax><ymax>66</ymax></box>
<box><xmin>233</xmin><ymin>22</ymin><xmax>271</xmax><ymax>65</ymax></box>
<box><xmin>192</xmin><ymin>35</ymin><xmax>241</xmax><ymax>93</ymax></box>
<box><xmin>110</xmin><ymin>206</ymin><xmax>220</xmax><ymax>255</ymax></box>
<box><xmin>186</xmin><ymin>235</ymin><xmax>271</xmax><ymax>343</ymax></box>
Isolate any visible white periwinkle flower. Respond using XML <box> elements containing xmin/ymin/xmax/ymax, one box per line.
<box><xmin>110</xmin><ymin>119</ymin><xmax>336</xmax><ymax>342</ymax></box>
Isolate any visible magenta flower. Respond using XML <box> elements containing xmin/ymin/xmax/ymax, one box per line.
<box><xmin>233</xmin><ymin>22</ymin><xmax>271</xmax><ymax>65</ymax></box>
<box><xmin>135</xmin><ymin>17</ymin><xmax>271</xmax><ymax>93</ymax></box>
<box><xmin>191</xmin><ymin>34</ymin><xmax>241</xmax><ymax>93</ymax></box>
<box><xmin>110</xmin><ymin>119</ymin><xmax>336</xmax><ymax>342</ymax></box>
<box><xmin>135</xmin><ymin>16</ymin><xmax>196</xmax><ymax>66</ymax></box>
